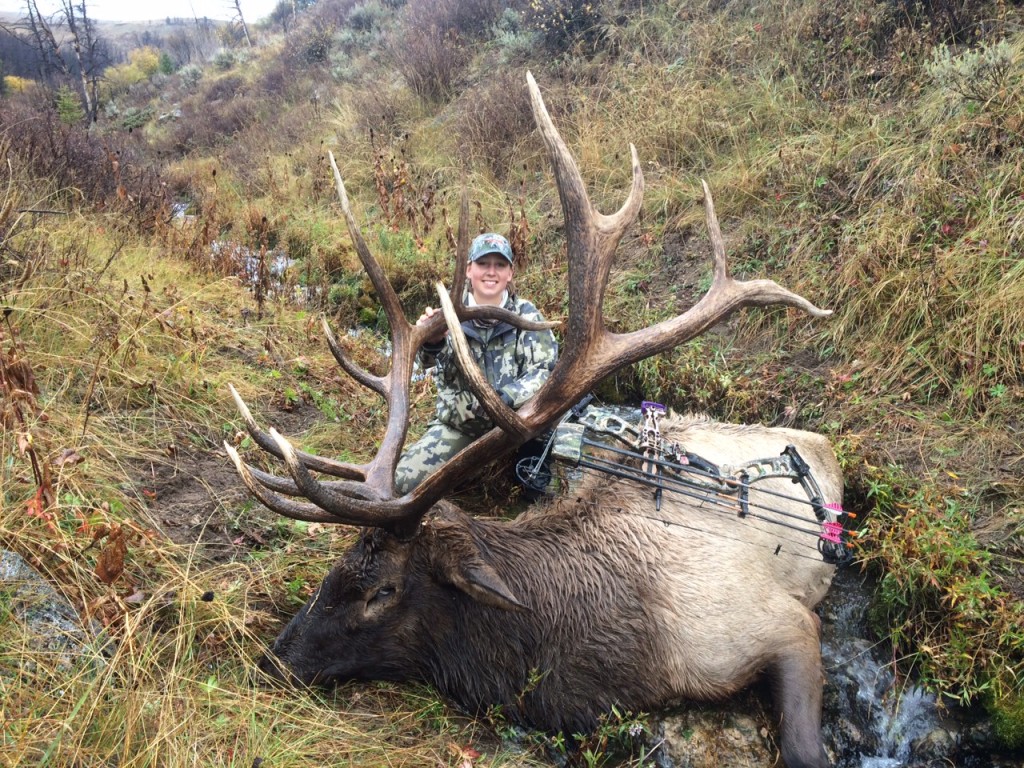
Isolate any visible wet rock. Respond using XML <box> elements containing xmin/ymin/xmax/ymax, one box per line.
<box><xmin>909</xmin><ymin>724</ymin><xmax>957</xmax><ymax>761</ymax></box>
<box><xmin>0</xmin><ymin>549</ymin><xmax>105</xmax><ymax>671</ymax></box>
<box><xmin>657</xmin><ymin>701</ymin><xmax>775</xmax><ymax>768</ymax></box>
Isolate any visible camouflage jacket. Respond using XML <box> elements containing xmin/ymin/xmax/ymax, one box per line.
<box><xmin>421</xmin><ymin>293</ymin><xmax>558</xmax><ymax>437</ymax></box>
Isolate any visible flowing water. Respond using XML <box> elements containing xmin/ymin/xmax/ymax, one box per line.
<box><xmin>819</xmin><ymin>566</ymin><xmax>938</xmax><ymax>766</ymax></box>
<box><xmin>818</xmin><ymin>567</ymin><xmax>1005</xmax><ymax>768</ymax></box>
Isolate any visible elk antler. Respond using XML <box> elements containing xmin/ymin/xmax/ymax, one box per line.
<box><xmin>226</xmin><ymin>71</ymin><xmax>830</xmax><ymax>539</ymax></box>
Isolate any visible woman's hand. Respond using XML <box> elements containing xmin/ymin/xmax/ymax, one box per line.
<box><xmin>417</xmin><ymin>306</ymin><xmax>447</xmax><ymax>344</ymax></box>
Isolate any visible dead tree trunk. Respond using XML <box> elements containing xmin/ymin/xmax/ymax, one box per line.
<box><xmin>60</xmin><ymin>0</ymin><xmax>98</xmax><ymax>123</ymax></box>
<box><xmin>24</xmin><ymin>0</ymin><xmax>101</xmax><ymax>123</ymax></box>
<box><xmin>233</xmin><ymin>0</ymin><xmax>252</xmax><ymax>48</ymax></box>
<box><xmin>24</xmin><ymin>0</ymin><xmax>65</xmax><ymax>84</ymax></box>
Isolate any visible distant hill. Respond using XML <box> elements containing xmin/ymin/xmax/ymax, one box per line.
<box><xmin>0</xmin><ymin>10</ymin><xmax>227</xmax><ymax>61</ymax></box>
<box><xmin>0</xmin><ymin>10</ymin><xmax>227</xmax><ymax>33</ymax></box>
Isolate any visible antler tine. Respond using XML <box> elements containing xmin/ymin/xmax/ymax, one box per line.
<box><xmin>224</xmin><ymin>441</ymin><xmax>358</xmax><ymax>523</ymax></box>
<box><xmin>703</xmin><ymin>179</ymin><xmax>731</xmax><ymax>287</ymax></box>
<box><xmin>239</xmin><ymin>461</ymin><xmax>380</xmax><ymax>502</ymax></box>
<box><xmin>701</xmin><ymin>180</ymin><xmax>830</xmax><ymax>317</ymax></box>
<box><xmin>329</xmin><ymin>152</ymin><xmax>413</xmax><ymax>337</ymax></box>
<box><xmin>327</xmin><ymin>152</ymin><xmax>428</xmax><ymax>498</ymax></box>
<box><xmin>228</xmin><ymin>384</ymin><xmax>364</xmax><ymax>479</ymax></box>
<box><xmin>321</xmin><ymin>315</ymin><xmax>387</xmax><ymax>398</ymax></box>
<box><xmin>526</xmin><ymin>71</ymin><xmax>644</xmax><ymax>356</ymax></box>
<box><xmin>267</xmin><ymin>428</ymin><xmax>424</xmax><ymax>536</ymax></box>
<box><xmin>591</xmin><ymin>181</ymin><xmax>832</xmax><ymax>374</ymax></box>
<box><xmin>450</xmin><ymin>188</ymin><xmax>469</xmax><ymax>304</ymax></box>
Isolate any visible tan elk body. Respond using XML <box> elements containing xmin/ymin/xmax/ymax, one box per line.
<box><xmin>226</xmin><ymin>73</ymin><xmax>844</xmax><ymax>768</ymax></box>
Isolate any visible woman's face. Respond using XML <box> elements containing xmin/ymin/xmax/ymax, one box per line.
<box><xmin>466</xmin><ymin>254</ymin><xmax>513</xmax><ymax>305</ymax></box>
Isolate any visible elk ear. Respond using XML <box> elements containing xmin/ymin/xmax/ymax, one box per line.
<box><xmin>448</xmin><ymin>562</ymin><xmax>528</xmax><ymax>612</ymax></box>
<box><xmin>428</xmin><ymin>509</ymin><xmax>529</xmax><ymax>611</ymax></box>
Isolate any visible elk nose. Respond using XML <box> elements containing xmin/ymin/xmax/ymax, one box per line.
<box><xmin>255</xmin><ymin>651</ymin><xmax>292</xmax><ymax>685</ymax></box>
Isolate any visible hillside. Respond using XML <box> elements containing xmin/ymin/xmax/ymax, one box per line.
<box><xmin>1</xmin><ymin>0</ymin><xmax>1023</xmax><ymax>765</ymax></box>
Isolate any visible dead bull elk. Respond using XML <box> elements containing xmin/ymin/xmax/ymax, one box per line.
<box><xmin>226</xmin><ymin>72</ymin><xmax>843</xmax><ymax>768</ymax></box>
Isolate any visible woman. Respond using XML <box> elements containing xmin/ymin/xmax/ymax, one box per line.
<box><xmin>394</xmin><ymin>233</ymin><xmax>558</xmax><ymax>494</ymax></box>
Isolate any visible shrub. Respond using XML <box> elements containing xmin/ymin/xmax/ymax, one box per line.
<box><xmin>121</xmin><ymin>107</ymin><xmax>154</xmax><ymax>131</ymax></box>
<box><xmin>281</xmin><ymin>0</ymin><xmax>384</xmax><ymax>68</ymax></box>
<box><xmin>389</xmin><ymin>0</ymin><xmax>506</xmax><ymax>102</ymax></box>
<box><xmin>202</xmin><ymin>74</ymin><xmax>246</xmax><ymax>103</ymax></box>
<box><xmin>4</xmin><ymin>75</ymin><xmax>33</xmax><ymax>94</ymax></box>
<box><xmin>524</xmin><ymin>0</ymin><xmax>603</xmax><ymax>55</ymax></box>
<box><xmin>213</xmin><ymin>49</ymin><xmax>237</xmax><ymax>70</ymax></box>
<box><xmin>895</xmin><ymin>0</ymin><xmax>993</xmax><ymax>42</ymax></box>
<box><xmin>329</xmin><ymin>49</ymin><xmax>358</xmax><ymax>82</ymax></box>
<box><xmin>103</xmin><ymin>47</ymin><xmax>163</xmax><ymax>99</ymax></box>
<box><xmin>492</xmin><ymin>8</ymin><xmax>542</xmax><ymax>65</ymax></box>
<box><xmin>390</xmin><ymin>24</ymin><xmax>468</xmax><ymax>103</ymax></box>
<box><xmin>454</xmin><ymin>71</ymin><xmax>538</xmax><ymax>178</ymax></box>
<box><xmin>306</xmin><ymin>0</ymin><xmax>363</xmax><ymax>26</ymax></box>
<box><xmin>348</xmin><ymin>81</ymin><xmax>419</xmax><ymax>138</ymax></box>
<box><xmin>400</xmin><ymin>0</ymin><xmax>503</xmax><ymax>39</ymax></box>
<box><xmin>299</xmin><ymin>19</ymin><xmax>336</xmax><ymax>63</ymax></box>
<box><xmin>0</xmin><ymin>96</ymin><xmax>167</xmax><ymax>226</ymax></box>
<box><xmin>130</xmin><ymin>46</ymin><xmax>162</xmax><ymax>78</ymax></box>
<box><xmin>178</xmin><ymin>64</ymin><xmax>203</xmax><ymax>90</ymax></box>
<box><xmin>258</xmin><ymin>57</ymin><xmax>302</xmax><ymax>101</ymax></box>
<box><xmin>166</xmin><ymin>88</ymin><xmax>262</xmax><ymax>152</ymax></box>
<box><xmin>785</xmin><ymin>0</ymin><xmax>1006</xmax><ymax>100</ymax></box>
<box><xmin>349</xmin><ymin>0</ymin><xmax>388</xmax><ymax>31</ymax></box>
<box><xmin>925</xmin><ymin>40</ymin><xmax>1015</xmax><ymax>106</ymax></box>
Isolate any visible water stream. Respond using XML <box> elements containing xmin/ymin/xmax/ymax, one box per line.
<box><xmin>817</xmin><ymin>567</ymin><xmax>1014</xmax><ymax>768</ymax></box>
<box><xmin>819</xmin><ymin>567</ymin><xmax>944</xmax><ymax>767</ymax></box>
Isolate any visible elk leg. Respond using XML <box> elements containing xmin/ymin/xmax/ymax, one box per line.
<box><xmin>769</xmin><ymin>624</ymin><xmax>828</xmax><ymax>768</ymax></box>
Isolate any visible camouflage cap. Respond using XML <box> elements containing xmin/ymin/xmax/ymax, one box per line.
<box><xmin>468</xmin><ymin>233</ymin><xmax>514</xmax><ymax>264</ymax></box>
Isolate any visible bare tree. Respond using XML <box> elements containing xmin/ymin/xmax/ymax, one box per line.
<box><xmin>22</xmin><ymin>0</ymin><xmax>103</xmax><ymax>123</ymax></box>
<box><xmin>0</xmin><ymin>20</ymin><xmax>45</xmax><ymax>80</ymax></box>
<box><xmin>165</xmin><ymin>29</ymin><xmax>196</xmax><ymax>66</ymax></box>
<box><xmin>24</xmin><ymin>0</ymin><xmax>65</xmax><ymax>82</ymax></box>
<box><xmin>59</xmin><ymin>0</ymin><xmax>100</xmax><ymax>122</ymax></box>
<box><xmin>232</xmin><ymin>0</ymin><xmax>252</xmax><ymax>48</ymax></box>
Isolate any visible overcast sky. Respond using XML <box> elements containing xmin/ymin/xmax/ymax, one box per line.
<box><xmin>0</xmin><ymin>0</ymin><xmax>280</xmax><ymax>22</ymax></box>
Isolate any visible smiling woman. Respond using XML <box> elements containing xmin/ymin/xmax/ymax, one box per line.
<box><xmin>0</xmin><ymin>0</ymin><xmax>281</xmax><ymax>23</ymax></box>
<box><xmin>394</xmin><ymin>231</ymin><xmax>560</xmax><ymax>494</ymax></box>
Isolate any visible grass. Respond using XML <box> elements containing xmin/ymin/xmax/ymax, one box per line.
<box><xmin>0</xmin><ymin>213</ymin><xmax>547</xmax><ymax>766</ymax></box>
<box><xmin>2</xmin><ymin>0</ymin><xmax>1024</xmax><ymax>763</ymax></box>
<box><xmin>0</xmin><ymin>537</ymin><xmax>509</xmax><ymax>766</ymax></box>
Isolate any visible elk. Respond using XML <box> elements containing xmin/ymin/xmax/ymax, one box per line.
<box><xmin>225</xmin><ymin>72</ymin><xmax>842</xmax><ymax>768</ymax></box>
